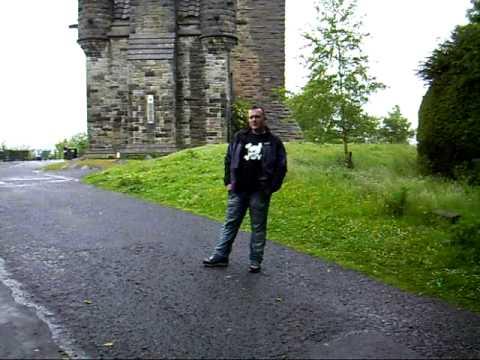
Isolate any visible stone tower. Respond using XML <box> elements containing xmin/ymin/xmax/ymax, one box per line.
<box><xmin>77</xmin><ymin>0</ymin><xmax>301</xmax><ymax>157</ymax></box>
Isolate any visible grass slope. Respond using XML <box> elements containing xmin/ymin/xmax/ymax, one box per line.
<box><xmin>42</xmin><ymin>159</ymin><xmax>118</xmax><ymax>171</ymax></box>
<box><xmin>84</xmin><ymin>143</ymin><xmax>480</xmax><ymax>313</ymax></box>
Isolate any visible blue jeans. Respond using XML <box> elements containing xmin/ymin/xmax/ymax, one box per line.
<box><xmin>214</xmin><ymin>191</ymin><xmax>271</xmax><ymax>265</ymax></box>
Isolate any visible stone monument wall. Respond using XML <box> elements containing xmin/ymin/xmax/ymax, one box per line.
<box><xmin>77</xmin><ymin>0</ymin><xmax>301</xmax><ymax>158</ymax></box>
<box><xmin>232</xmin><ymin>0</ymin><xmax>302</xmax><ymax>140</ymax></box>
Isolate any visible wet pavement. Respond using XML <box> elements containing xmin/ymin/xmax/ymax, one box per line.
<box><xmin>0</xmin><ymin>160</ymin><xmax>479</xmax><ymax>358</ymax></box>
<box><xmin>0</xmin><ymin>279</ymin><xmax>62</xmax><ymax>359</ymax></box>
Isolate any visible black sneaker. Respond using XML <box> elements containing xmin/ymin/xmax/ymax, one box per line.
<box><xmin>203</xmin><ymin>255</ymin><xmax>229</xmax><ymax>267</ymax></box>
<box><xmin>248</xmin><ymin>263</ymin><xmax>261</xmax><ymax>273</ymax></box>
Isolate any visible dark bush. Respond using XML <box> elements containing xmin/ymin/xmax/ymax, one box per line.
<box><xmin>417</xmin><ymin>23</ymin><xmax>480</xmax><ymax>178</ymax></box>
<box><xmin>450</xmin><ymin>219</ymin><xmax>480</xmax><ymax>262</ymax></box>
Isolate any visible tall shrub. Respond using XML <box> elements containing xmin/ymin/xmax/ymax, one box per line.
<box><xmin>417</xmin><ymin>4</ymin><xmax>480</xmax><ymax>178</ymax></box>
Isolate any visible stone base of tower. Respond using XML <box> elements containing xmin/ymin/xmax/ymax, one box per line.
<box><xmin>84</xmin><ymin>144</ymin><xmax>180</xmax><ymax>160</ymax></box>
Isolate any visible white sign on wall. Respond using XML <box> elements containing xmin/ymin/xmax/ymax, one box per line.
<box><xmin>146</xmin><ymin>95</ymin><xmax>155</xmax><ymax>124</ymax></box>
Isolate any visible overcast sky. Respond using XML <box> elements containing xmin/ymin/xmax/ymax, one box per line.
<box><xmin>0</xmin><ymin>0</ymin><xmax>471</xmax><ymax>149</ymax></box>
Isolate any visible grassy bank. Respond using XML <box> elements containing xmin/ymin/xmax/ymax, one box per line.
<box><xmin>42</xmin><ymin>159</ymin><xmax>119</xmax><ymax>171</ymax></box>
<box><xmin>83</xmin><ymin>143</ymin><xmax>480</xmax><ymax>313</ymax></box>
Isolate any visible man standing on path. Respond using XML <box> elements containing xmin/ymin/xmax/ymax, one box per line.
<box><xmin>203</xmin><ymin>106</ymin><xmax>287</xmax><ymax>273</ymax></box>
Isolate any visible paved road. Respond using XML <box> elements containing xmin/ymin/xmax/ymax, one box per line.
<box><xmin>0</xmin><ymin>280</ymin><xmax>62</xmax><ymax>359</ymax></box>
<box><xmin>0</xmin><ymin>161</ymin><xmax>479</xmax><ymax>359</ymax></box>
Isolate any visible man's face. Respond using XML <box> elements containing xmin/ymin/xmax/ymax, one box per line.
<box><xmin>248</xmin><ymin>108</ymin><xmax>266</xmax><ymax>132</ymax></box>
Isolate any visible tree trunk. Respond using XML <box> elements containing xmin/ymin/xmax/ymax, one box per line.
<box><xmin>342</xmin><ymin>130</ymin><xmax>354</xmax><ymax>168</ymax></box>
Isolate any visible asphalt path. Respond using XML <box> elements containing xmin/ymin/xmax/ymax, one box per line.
<box><xmin>0</xmin><ymin>161</ymin><xmax>479</xmax><ymax>359</ymax></box>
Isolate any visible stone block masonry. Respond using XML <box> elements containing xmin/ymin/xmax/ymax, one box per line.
<box><xmin>77</xmin><ymin>0</ymin><xmax>301</xmax><ymax>158</ymax></box>
<box><xmin>232</xmin><ymin>0</ymin><xmax>302</xmax><ymax>140</ymax></box>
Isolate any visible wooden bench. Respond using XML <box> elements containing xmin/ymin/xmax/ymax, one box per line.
<box><xmin>432</xmin><ymin>209</ymin><xmax>461</xmax><ymax>224</ymax></box>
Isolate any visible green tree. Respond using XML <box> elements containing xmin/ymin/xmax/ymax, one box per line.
<box><xmin>417</xmin><ymin>2</ymin><xmax>480</xmax><ymax>178</ymax></box>
<box><xmin>285</xmin><ymin>0</ymin><xmax>384</xmax><ymax>166</ymax></box>
<box><xmin>351</xmin><ymin>113</ymin><xmax>382</xmax><ymax>144</ymax></box>
<box><xmin>67</xmin><ymin>132</ymin><xmax>89</xmax><ymax>157</ymax></box>
<box><xmin>467</xmin><ymin>0</ymin><xmax>480</xmax><ymax>23</ymax></box>
<box><xmin>54</xmin><ymin>132</ymin><xmax>89</xmax><ymax>159</ymax></box>
<box><xmin>54</xmin><ymin>139</ymin><xmax>68</xmax><ymax>159</ymax></box>
<box><xmin>379</xmin><ymin>105</ymin><xmax>414</xmax><ymax>144</ymax></box>
<box><xmin>231</xmin><ymin>99</ymin><xmax>252</xmax><ymax>139</ymax></box>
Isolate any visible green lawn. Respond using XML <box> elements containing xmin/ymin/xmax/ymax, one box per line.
<box><xmin>83</xmin><ymin>143</ymin><xmax>480</xmax><ymax>313</ymax></box>
<box><xmin>42</xmin><ymin>159</ymin><xmax>118</xmax><ymax>171</ymax></box>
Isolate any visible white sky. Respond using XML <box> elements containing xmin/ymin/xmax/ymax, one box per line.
<box><xmin>0</xmin><ymin>0</ymin><xmax>471</xmax><ymax>149</ymax></box>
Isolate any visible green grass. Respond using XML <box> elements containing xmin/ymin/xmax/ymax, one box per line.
<box><xmin>43</xmin><ymin>159</ymin><xmax>119</xmax><ymax>171</ymax></box>
<box><xmin>84</xmin><ymin>143</ymin><xmax>480</xmax><ymax>313</ymax></box>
